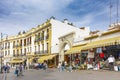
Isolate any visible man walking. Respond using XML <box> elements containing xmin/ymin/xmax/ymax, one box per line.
<box><xmin>107</xmin><ymin>55</ymin><xmax>115</xmax><ymax>71</ymax></box>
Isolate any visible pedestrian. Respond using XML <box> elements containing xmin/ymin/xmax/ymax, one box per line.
<box><xmin>3</xmin><ymin>65</ymin><xmax>8</xmax><ymax>73</ymax></box>
<box><xmin>43</xmin><ymin>61</ymin><xmax>48</xmax><ymax>70</ymax></box>
<box><xmin>19</xmin><ymin>64</ymin><xmax>24</xmax><ymax>76</ymax></box>
<box><xmin>2</xmin><ymin>65</ymin><xmax>8</xmax><ymax>80</ymax></box>
<box><xmin>57</xmin><ymin>62</ymin><xmax>62</xmax><ymax>72</ymax></box>
<box><xmin>64</xmin><ymin>61</ymin><xmax>67</xmax><ymax>70</ymax></box>
<box><xmin>107</xmin><ymin>55</ymin><xmax>115</xmax><ymax>71</ymax></box>
<box><xmin>72</xmin><ymin>61</ymin><xmax>77</xmax><ymax>71</ymax></box>
<box><xmin>61</xmin><ymin>61</ymin><xmax>65</xmax><ymax>71</ymax></box>
<box><xmin>14</xmin><ymin>65</ymin><xmax>19</xmax><ymax>77</ymax></box>
<box><xmin>6</xmin><ymin>64</ymin><xmax>10</xmax><ymax>73</ymax></box>
<box><xmin>68</xmin><ymin>64</ymin><xmax>72</xmax><ymax>72</ymax></box>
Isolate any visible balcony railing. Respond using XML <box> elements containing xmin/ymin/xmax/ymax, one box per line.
<box><xmin>20</xmin><ymin>44</ymin><xmax>22</xmax><ymax>46</ymax></box>
<box><xmin>8</xmin><ymin>46</ymin><xmax>10</xmax><ymax>48</ymax></box>
<box><xmin>34</xmin><ymin>50</ymin><xmax>48</xmax><ymax>55</ymax></box>
<box><xmin>34</xmin><ymin>37</ymin><xmax>44</xmax><ymax>43</ymax></box>
<box><xmin>13</xmin><ymin>45</ymin><xmax>15</xmax><ymax>48</ymax></box>
<box><xmin>13</xmin><ymin>53</ymin><xmax>26</xmax><ymax>57</ymax></box>
<box><xmin>4</xmin><ymin>46</ymin><xmax>10</xmax><ymax>49</ymax></box>
<box><xmin>13</xmin><ymin>54</ymin><xmax>18</xmax><ymax>57</ymax></box>
<box><xmin>44</xmin><ymin>50</ymin><xmax>48</xmax><ymax>53</ymax></box>
<box><xmin>27</xmin><ymin>42</ymin><xmax>31</xmax><ymax>45</ymax></box>
<box><xmin>34</xmin><ymin>51</ymin><xmax>40</xmax><ymax>54</ymax></box>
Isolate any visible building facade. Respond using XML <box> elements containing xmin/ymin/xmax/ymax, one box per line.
<box><xmin>64</xmin><ymin>24</ymin><xmax>120</xmax><ymax>69</ymax></box>
<box><xmin>0</xmin><ymin>18</ymin><xmax>90</xmax><ymax>68</ymax></box>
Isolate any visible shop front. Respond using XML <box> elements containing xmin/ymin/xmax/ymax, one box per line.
<box><xmin>81</xmin><ymin>36</ymin><xmax>120</xmax><ymax>70</ymax></box>
<box><xmin>37</xmin><ymin>54</ymin><xmax>58</xmax><ymax>68</ymax></box>
<box><xmin>10</xmin><ymin>57</ymin><xmax>24</xmax><ymax>68</ymax></box>
<box><xmin>65</xmin><ymin>46</ymin><xmax>81</xmax><ymax>67</ymax></box>
<box><xmin>105</xmin><ymin>44</ymin><xmax>120</xmax><ymax>59</ymax></box>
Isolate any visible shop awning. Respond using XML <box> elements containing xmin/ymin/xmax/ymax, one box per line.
<box><xmin>28</xmin><ymin>57</ymin><xmax>34</xmax><ymax>62</ymax></box>
<box><xmin>10</xmin><ymin>60</ymin><xmax>24</xmax><ymax>63</ymax></box>
<box><xmin>65</xmin><ymin>46</ymin><xmax>82</xmax><ymax>54</ymax></box>
<box><xmin>10</xmin><ymin>57</ymin><xmax>24</xmax><ymax>63</ymax></box>
<box><xmin>38</xmin><ymin>54</ymin><xmax>56</xmax><ymax>63</ymax></box>
<box><xmin>82</xmin><ymin>36</ymin><xmax>120</xmax><ymax>50</ymax></box>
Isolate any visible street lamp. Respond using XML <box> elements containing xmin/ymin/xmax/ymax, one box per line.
<box><xmin>0</xmin><ymin>33</ymin><xmax>8</xmax><ymax>73</ymax></box>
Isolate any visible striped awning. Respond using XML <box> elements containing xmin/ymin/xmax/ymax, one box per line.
<box><xmin>65</xmin><ymin>46</ymin><xmax>82</xmax><ymax>54</ymax></box>
<box><xmin>10</xmin><ymin>57</ymin><xmax>24</xmax><ymax>63</ymax></box>
<box><xmin>10</xmin><ymin>60</ymin><xmax>24</xmax><ymax>63</ymax></box>
<box><xmin>28</xmin><ymin>57</ymin><xmax>34</xmax><ymax>62</ymax></box>
<box><xmin>82</xmin><ymin>36</ymin><xmax>120</xmax><ymax>50</ymax></box>
<box><xmin>64</xmin><ymin>36</ymin><xmax>120</xmax><ymax>54</ymax></box>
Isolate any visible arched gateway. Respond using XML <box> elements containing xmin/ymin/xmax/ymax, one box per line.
<box><xmin>59</xmin><ymin>32</ymin><xmax>75</xmax><ymax>62</ymax></box>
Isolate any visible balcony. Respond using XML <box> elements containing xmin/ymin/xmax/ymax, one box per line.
<box><xmin>15</xmin><ymin>44</ymin><xmax>19</xmax><ymax>47</ymax></box>
<box><xmin>34</xmin><ymin>37</ymin><xmax>44</xmax><ymax>43</ymax></box>
<box><xmin>13</xmin><ymin>44</ymin><xmax>22</xmax><ymax>48</ymax></box>
<box><xmin>34</xmin><ymin>51</ymin><xmax>40</xmax><ymax>54</ymax></box>
<box><xmin>20</xmin><ymin>44</ymin><xmax>22</xmax><ymax>46</ymax></box>
<box><xmin>13</xmin><ymin>45</ymin><xmax>15</xmax><ymax>48</ymax></box>
<box><xmin>19</xmin><ymin>53</ymin><xmax>26</xmax><ymax>56</ymax></box>
<box><xmin>34</xmin><ymin>50</ymin><xmax>48</xmax><ymax>55</ymax></box>
<box><xmin>8</xmin><ymin>46</ymin><xmax>10</xmax><ymax>48</ymax></box>
<box><xmin>27</xmin><ymin>42</ymin><xmax>31</xmax><ymax>45</ymax></box>
<box><xmin>24</xmin><ymin>44</ymin><xmax>26</xmax><ymax>46</ymax></box>
<box><xmin>13</xmin><ymin>55</ymin><xmax>18</xmax><ymax>57</ymax></box>
<box><xmin>34</xmin><ymin>51</ymin><xmax>44</xmax><ymax>55</ymax></box>
<box><xmin>44</xmin><ymin>50</ymin><xmax>48</xmax><ymax>53</ymax></box>
<box><xmin>34</xmin><ymin>39</ymin><xmax>39</xmax><ymax>43</ymax></box>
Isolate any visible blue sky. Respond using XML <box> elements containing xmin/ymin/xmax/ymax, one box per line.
<box><xmin>0</xmin><ymin>0</ymin><xmax>119</xmax><ymax>36</ymax></box>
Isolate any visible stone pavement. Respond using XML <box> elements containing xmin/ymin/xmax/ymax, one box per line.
<box><xmin>0</xmin><ymin>68</ymin><xmax>120</xmax><ymax>80</ymax></box>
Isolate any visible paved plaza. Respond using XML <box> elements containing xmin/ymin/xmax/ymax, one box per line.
<box><xmin>0</xmin><ymin>68</ymin><xmax>120</xmax><ymax>80</ymax></box>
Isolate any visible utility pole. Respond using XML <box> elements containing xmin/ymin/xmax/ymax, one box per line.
<box><xmin>109</xmin><ymin>0</ymin><xmax>112</xmax><ymax>26</ymax></box>
<box><xmin>116</xmin><ymin>0</ymin><xmax>119</xmax><ymax>26</ymax></box>
<box><xmin>0</xmin><ymin>33</ymin><xmax>3</xmax><ymax>73</ymax></box>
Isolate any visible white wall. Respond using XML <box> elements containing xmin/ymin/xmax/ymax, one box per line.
<box><xmin>50</xmin><ymin>19</ymin><xmax>90</xmax><ymax>53</ymax></box>
<box><xmin>51</xmin><ymin>44</ymin><xmax>59</xmax><ymax>54</ymax></box>
<box><xmin>74</xmin><ymin>31</ymin><xmax>120</xmax><ymax>46</ymax></box>
<box><xmin>89</xmin><ymin>31</ymin><xmax>120</xmax><ymax>42</ymax></box>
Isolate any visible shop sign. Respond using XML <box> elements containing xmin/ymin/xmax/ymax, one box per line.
<box><xmin>87</xmin><ymin>52</ymin><xmax>94</xmax><ymax>58</ymax></box>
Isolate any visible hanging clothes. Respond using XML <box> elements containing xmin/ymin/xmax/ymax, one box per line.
<box><xmin>99</xmin><ymin>52</ymin><xmax>105</xmax><ymax>58</ymax></box>
<box><xmin>87</xmin><ymin>51</ymin><xmax>94</xmax><ymax>58</ymax></box>
<box><xmin>96</xmin><ymin>47</ymin><xmax>102</xmax><ymax>53</ymax></box>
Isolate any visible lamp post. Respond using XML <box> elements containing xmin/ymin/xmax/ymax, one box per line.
<box><xmin>0</xmin><ymin>33</ymin><xmax>8</xmax><ymax>73</ymax></box>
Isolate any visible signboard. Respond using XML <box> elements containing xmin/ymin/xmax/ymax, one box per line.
<box><xmin>87</xmin><ymin>51</ymin><xmax>94</xmax><ymax>58</ymax></box>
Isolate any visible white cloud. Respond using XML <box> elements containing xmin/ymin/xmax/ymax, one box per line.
<box><xmin>0</xmin><ymin>0</ymin><xmax>74</xmax><ymax>35</ymax></box>
<box><xmin>0</xmin><ymin>0</ymin><xmax>120</xmax><ymax>36</ymax></box>
<box><xmin>74</xmin><ymin>14</ymin><xmax>94</xmax><ymax>26</ymax></box>
<box><xmin>72</xmin><ymin>6</ymin><xmax>110</xmax><ymax>31</ymax></box>
<box><xmin>0</xmin><ymin>22</ymin><xmax>27</xmax><ymax>36</ymax></box>
<box><xmin>7</xmin><ymin>0</ymin><xmax>73</xmax><ymax>13</ymax></box>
